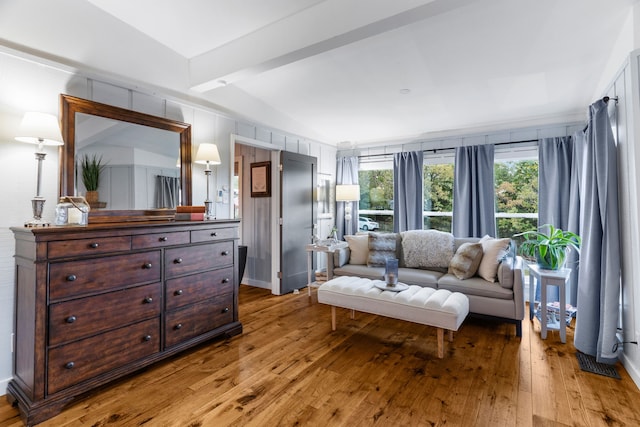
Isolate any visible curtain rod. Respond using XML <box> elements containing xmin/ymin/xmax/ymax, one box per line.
<box><xmin>355</xmin><ymin>138</ymin><xmax>539</xmax><ymax>158</ymax></box>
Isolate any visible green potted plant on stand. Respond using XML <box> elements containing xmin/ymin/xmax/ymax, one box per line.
<box><xmin>80</xmin><ymin>154</ymin><xmax>105</xmax><ymax>207</ymax></box>
<box><xmin>514</xmin><ymin>224</ymin><xmax>581</xmax><ymax>270</ymax></box>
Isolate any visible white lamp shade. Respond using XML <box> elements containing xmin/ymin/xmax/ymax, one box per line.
<box><xmin>15</xmin><ymin>112</ymin><xmax>63</xmax><ymax>146</ymax></box>
<box><xmin>194</xmin><ymin>143</ymin><xmax>221</xmax><ymax>165</ymax></box>
<box><xmin>336</xmin><ymin>184</ymin><xmax>360</xmax><ymax>202</ymax></box>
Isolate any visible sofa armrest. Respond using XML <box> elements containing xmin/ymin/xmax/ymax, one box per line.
<box><xmin>333</xmin><ymin>247</ymin><xmax>351</xmax><ymax>269</ymax></box>
<box><xmin>512</xmin><ymin>256</ymin><xmax>526</xmax><ymax>321</ymax></box>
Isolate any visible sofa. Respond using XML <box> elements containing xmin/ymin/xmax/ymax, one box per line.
<box><xmin>330</xmin><ymin>230</ymin><xmax>525</xmax><ymax>336</ymax></box>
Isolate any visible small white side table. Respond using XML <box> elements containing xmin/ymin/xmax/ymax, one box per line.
<box><xmin>528</xmin><ymin>264</ymin><xmax>572</xmax><ymax>343</ymax></box>
<box><xmin>306</xmin><ymin>241</ymin><xmax>348</xmax><ymax>297</ymax></box>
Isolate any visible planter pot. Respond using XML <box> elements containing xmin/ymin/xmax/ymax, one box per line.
<box><xmin>535</xmin><ymin>247</ymin><xmax>567</xmax><ymax>270</ymax></box>
<box><xmin>85</xmin><ymin>190</ymin><xmax>99</xmax><ymax>204</ymax></box>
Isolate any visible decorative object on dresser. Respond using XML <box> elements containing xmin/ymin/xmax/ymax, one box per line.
<box><xmin>194</xmin><ymin>143</ymin><xmax>222</xmax><ymax>220</ymax></box>
<box><xmin>8</xmin><ymin>220</ymin><xmax>242</xmax><ymax>426</ymax></box>
<box><xmin>79</xmin><ymin>153</ymin><xmax>106</xmax><ymax>208</ymax></box>
<box><xmin>15</xmin><ymin>112</ymin><xmax>64</xmax><ymax>227</ymax></box>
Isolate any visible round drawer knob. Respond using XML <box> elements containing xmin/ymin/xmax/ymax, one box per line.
<box><xmin>66</xmin><ymin>316</ymin><xmax>77</xmax><ymax>324</ymax></box>
<box><xmin>222</xmin><ymin>278</ymin><xmax>230</xmax><ymax>284</ymax></box>
<box><xmin>174</xmin><ymin>323</ymin><xmax>183</xmax><ymax>330</ymax></box>
<box><xmin>143</xmin><ymin>263</ymin><xmax>153</xmax><ymax>269</ymax></box>
<box><xmin>66</xmin><ymin>274</ymin><xmax>77</xmax><ymax>282</ymax></box>
<box><xmin>174</xmin><ymin>258</ymin><xmax>183</xmax><ymax>264</ymax></box>
<box><xmin>221</xmin><ymin>307</ymin><xmax>230</xmax><ymax>314</ymax></box>
<box><xmin>144</xmin><ymin>335</ymin><xmax>152</xmax><ymax>342</ymax></box>
<box><xmin>89</xmin><ymin>242</ymin><xmax>99</xmax><ymax>249</ymax></box>
<box><xmin>221</xmin><ymin>251</ymin><xmax>230</xmax><ymax>256</ymax></box>
<box><xmin>65</xmin><ymin>362</ymin><xmax>75</xmax><ymax>369</ymax></box>
<box><xmin>159</xmin><ymin>236</ymin><xmax>168</xmax><ymax>242</ymax></box>
<box><xmin>144</xmin><ymin>297</ymin><xmax>153</xmax><ymax>304</ymax></box>
<box><xmin>175</xmin><ymin>289</ymin><xmax>183</xmax><ymax>296</ymax></box>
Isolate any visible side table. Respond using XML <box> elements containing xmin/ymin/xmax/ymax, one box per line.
<box><xmin>306</xmin><ymin>240</ymin><xmax>349</xmax><ymax>297</ymax></box>
<box><xmin>528</xmin><ymin>264</ymin><xmax>572</xmax><ymax>343</ymax></box>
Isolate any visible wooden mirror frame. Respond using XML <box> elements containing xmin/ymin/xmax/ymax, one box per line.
<box><xmin>59</xmin><ymin>94</ymin><xmax>192</xmax><ymax>215</ymax></box>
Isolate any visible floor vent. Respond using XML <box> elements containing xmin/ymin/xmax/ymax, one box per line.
<box><xmin>576</xmin><ymin>352</ymin><xmax>620</xmax><ymax>379</ymax></box>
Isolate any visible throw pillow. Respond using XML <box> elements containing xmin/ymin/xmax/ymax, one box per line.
<box><xmin>367</xmin><ymin>232</ymin><xmax>398</xmax><ymax>267</ymax></box>
<box><xmin>344</xmin><ymin>234</ymin><xmax>369</xmax><ymax>265</ymax></box>
<box><xmin>477</xmin><ymin>235</ymin><xmax>511</xmax><ymax>282</ymax></box>
<box><xmin>401</xmin><ymin>229</ymin><xmax>455</xmax><ymax>269</ymax></box>
<box><xmin>448</xmin><ymin>242</ymin><xmax>484</xmax><ymax>280</ymax></box>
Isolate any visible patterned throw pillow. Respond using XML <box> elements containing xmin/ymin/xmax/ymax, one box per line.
<box><xmin>367</xmin><ymin>232</ymin><xmax>398</xmax><ymax>267</ymax></box>
<box><xmin>448</xmin><ymin>242</ymin><xmax>484</xmax><ymax>279</ymax></box>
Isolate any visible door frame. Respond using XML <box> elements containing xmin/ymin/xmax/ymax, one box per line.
<box><xmin>230</xmin><ymin>134</ymin><xmax>282</xmax><ymax>295</ymax></box>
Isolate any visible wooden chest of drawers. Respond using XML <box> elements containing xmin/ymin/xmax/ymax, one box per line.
<box><xmin>8</xmin><ymin>220</ymin><xmax>241</xmax><ymax>426</ymax></box>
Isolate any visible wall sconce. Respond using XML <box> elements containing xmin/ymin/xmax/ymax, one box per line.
<box><xmin>15</xmin><ymin>112</ymin><xmax>64</xmax><ymax>227</ymax></box>
<box><xmin>194</xmin><ymin>143</ymin><xmax>221</xmax><ymax>220</ymax></box>
<box><xmin>335</xmin><ymin>184</ymin><xmax>360</xmax><ymax>234</ymax></box>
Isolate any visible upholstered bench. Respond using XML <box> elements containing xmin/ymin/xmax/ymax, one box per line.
<box><xmin>317</xmin><ymin>276</ymin><xmax>469</xmax><ymax>358</ymax></box>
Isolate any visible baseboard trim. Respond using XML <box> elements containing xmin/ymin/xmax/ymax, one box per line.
<box><xmin>0</xmin><ymin>376</ymin><xmax>10</xmax><ymax>396</ymax></box>
<box><xmin>621</xmin><ymin>352</ymin><xmax>640</xmax><ymax>390</ymax></box>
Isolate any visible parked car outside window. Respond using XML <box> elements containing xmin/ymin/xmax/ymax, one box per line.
<box><xmin>359</xmin><ymin>217</ymin><xmax>379</xmax><ymax>231</ymax></box>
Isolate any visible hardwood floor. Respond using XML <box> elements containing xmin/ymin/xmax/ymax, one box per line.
<box><xmin>1</xmin><ymin>284</ymin><xmax>639</xmax><ymax>426</ymax></box>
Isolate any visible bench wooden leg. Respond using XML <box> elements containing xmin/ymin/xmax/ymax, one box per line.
<box><xmin>350</xmin><ymin>309</ymin><xmax>355</xmax><ymax>319</ymax></box>
<box><xmin>331</xmin><ymin>306</ymin><xmax>336</xmax><ymax>331</ymax></box>
<box><xmin>448</xmin><ymin>330</ymin><xmax>454</xmax><ymax>342</ymax></box>
<box><xmin>437</xmin><ymin>328</ymin><xmax>444</xmax><ymax>358</ymax></box>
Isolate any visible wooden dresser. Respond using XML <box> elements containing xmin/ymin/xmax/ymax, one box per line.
<box><xmin>7</xmin><ymin>220</ymin><xmax>242</xmax><ymax>426</ymax></box>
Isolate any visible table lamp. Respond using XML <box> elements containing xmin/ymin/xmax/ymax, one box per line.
<box><xmin>15</xmin><ymin>112</ymin><xmax>64</xmax><ymax>227</ymax></box>
<box><xmin>195</xmin><ymin>143</ymin><xmax>221</xmax><ymax>220</ymax></box>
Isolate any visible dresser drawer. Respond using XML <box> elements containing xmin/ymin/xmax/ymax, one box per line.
<box><xmin>47</xmin><ymin>317</ymin><xmax>160</xmax><ymax>394</ymax></box>
<box><xmin>166</xmin><ymin>267</ymin><xmax>234</xmax><ymax>310</ymax></box>
<box><xmin>49</xmin><ymin>283</ymin><xmax>161</xmax><ymax>346</ymax></box>
<box><xmin>165</xmin><ymin>294</ymin><xmax>234</xmax><ymax>348</ymax></box>
<box><xmin>49</xmin><ymin>251</ymin><xmax>161</xmax><ymax>301</ymax></box>
<box><xmin>191</xmin><ymin>227</ymin><xmax>238</xmax><ymax>243</ymax></box>
<box><xmin>48</xmin><ymin>236</ymin><xmax>131</xmax><ymax>258</ymax></box>
<box><xmin>165</xmin><ymin>242</ymin><xmax>234</xmax><ymax>278</ymax></box>
<box><xmin>132</xmin><ymin>231</ymin><xmax>190</xmax><ymax>249</ymax></box>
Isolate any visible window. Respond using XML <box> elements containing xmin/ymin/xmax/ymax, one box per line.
<box><xmin>358</xmin><ymin>158</ymin><xmax>394</xmax><ymax>231</ymax></box>
<box><xmin>494</xmin><ymin>144</ymin><xmax>538</xmax><ymax>240</ymax></box>
<box><xmin>423</xmin><ymin>152</ymin><xmax>454</xmax><ymax>231</ymax></box>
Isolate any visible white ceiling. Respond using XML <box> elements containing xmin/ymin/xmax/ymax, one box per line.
<box><xmin>1</xmin><ymin>0</ymin><xmax>637</xmax><ymax>145</ymax></box>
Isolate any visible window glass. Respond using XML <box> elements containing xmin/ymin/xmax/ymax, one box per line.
<box><xmin>358</xmin><ymin>160</ymin><xmax>393</xmax><ymax>231</ymax></box>
<box><xmin>423</xmin><ymin>162</ymin><xmax>454</xmax><ymax>231</ymax></box>
<box><xmin>495</xmin><ymin>159</ymin><xmax>538</xmax><ymax>240</ymax></box>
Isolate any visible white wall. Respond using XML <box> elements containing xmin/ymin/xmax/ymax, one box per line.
<box><xmin>0</xmin><ymin>47</ymin><xmax>334</xmax><ymax>395</ymax></box>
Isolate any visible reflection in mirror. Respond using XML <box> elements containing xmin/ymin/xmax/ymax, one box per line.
<box><xmin>60</xmin><ymin>94</ymin><xmax>192</xmax><ymax>214</ymax></box>
<box><xmin>75</xmin><ymin>113</ymin><xmax>180</xmax><ymax>210</ymax></box>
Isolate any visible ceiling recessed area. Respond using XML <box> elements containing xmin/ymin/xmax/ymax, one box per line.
<box><xmin>0</xmin><ymin>0</ymin><xmax>636</xmax><ymax>145</ymax></box>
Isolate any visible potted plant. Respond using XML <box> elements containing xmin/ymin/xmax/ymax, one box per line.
<box><xmin>80</xmin><ymin>154</ymin><xmax>106</xmax><ymax>204</ymax></box>
<box><xmin>514</xmin><ymin>224</ymin><xmax>581</xmax><ymax>270</ymax></box>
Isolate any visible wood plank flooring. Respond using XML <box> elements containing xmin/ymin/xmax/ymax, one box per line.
<box><xmin>1</xmin><ymin>284</ymin><xmax>639</xmax><ymax>426</ymax></box>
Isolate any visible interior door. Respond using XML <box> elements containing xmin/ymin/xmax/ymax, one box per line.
<box><xmin>280</xmin><ymin>151</ymin><xmax>317</xmax><ymax>294</ymax></box>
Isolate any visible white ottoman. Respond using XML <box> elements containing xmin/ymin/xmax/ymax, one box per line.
<box><xmin>317</xmin><ymin>276</ymin><xmax>469</xmax><ymax>358</ymax></box>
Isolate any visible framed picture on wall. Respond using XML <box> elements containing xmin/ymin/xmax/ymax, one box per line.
<box><xmin>250</xmin><ymin>161</ymin><xmax>271</xmax><ymax>197</ymax></box>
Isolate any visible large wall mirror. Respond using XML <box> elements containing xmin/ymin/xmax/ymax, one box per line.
<box><xmin>60</xmin><ymin>94</ymin><xmax>192</xmax><ymax>213</ymax></box>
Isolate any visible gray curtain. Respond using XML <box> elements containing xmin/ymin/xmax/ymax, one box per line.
<box><xmin>537</xmin><ymin>136</ymin><xmax>581</xmax><ymax>305</ymax></box>
<box><xmin>452</xmin><ymin>144</ymin><xmax>496</xmax><ymax>237</ymax></box>
<box><xmin>336</xmin><ymin>157</ymin><xmax>359</xmax><ymax>238</ymax></box>
<box><xmin>393</xmin><ymin>151</ymin><xmax>424</xmax><ymax>232</ymax></box>
<box><xmin>574</xmin><ymin>99</ymin><xmax>621</xmax><ymax>364</ymax></box>
<box><xmin>155</xmin><ymin>175</ymin><xmax>180</xmax><ymax>209</ymax></box>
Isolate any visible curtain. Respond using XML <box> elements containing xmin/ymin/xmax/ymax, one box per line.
<box><xmin>537</xmin><ymin>136</ymin><xmax>581</xmax><ymax>305</ymax></box>
<box><xmin>336</xmin><ymin>157</ymin><xmax>359</xmax><ymax>238</ymax></box>
<box><xmin>452</xmin><ymin>144</ymin><xmax>496</xmax><ymax>237</ymax></box>
<box><xmin>393</xmin><ymin>151</ymin><xmax>424</xmax><ymax>232</ymax></box>
<box><xmin>574</xmin><ymin>99</ymin><xmax>621</xmax><ymax>364</ymax></box>
<box><xmin>155</xmin><ymin>175</ymin><xmax>180</xmax><ymax>209</ymax></box>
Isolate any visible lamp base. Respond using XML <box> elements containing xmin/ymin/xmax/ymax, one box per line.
<box><xmin>25</xmin><ymin>197</ymin><xmax>50</xmax><ymax>227</ymax></box>
<box><xmin>204</xmin><ymin>200</ymin><xmax>216</xmax><ymax>221</ymax></box>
